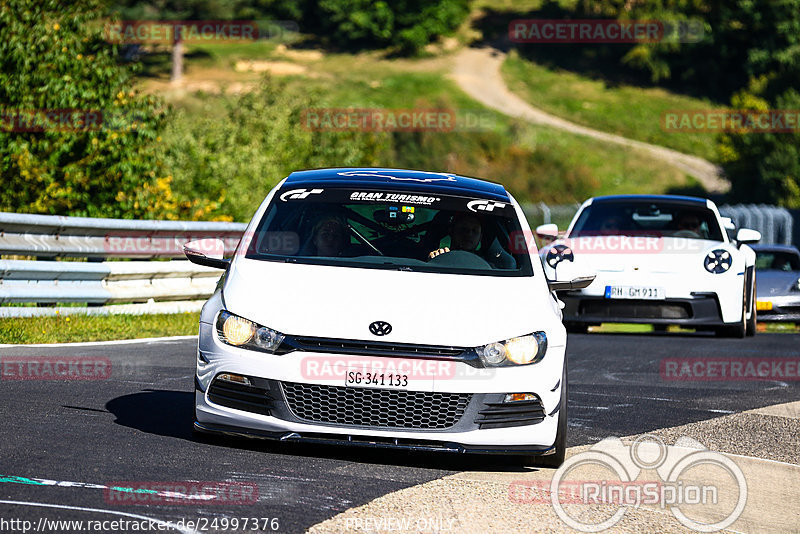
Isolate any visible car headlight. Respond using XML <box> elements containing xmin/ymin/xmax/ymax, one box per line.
<box><xmin>475</xmin><ymin>332</ymin><xmax>547</xmax><ymax>367</ymax></box>
<box><xmin>704</xmin><ymin>249</ymin><xmax>732</xmax><ymax>274</ymax></box>
<box><xmin>216</xmin><ymin>311</ymin><xmax>285</xmax><ymax>353</ymax></box>
<box><xmin>545</xmin><ymin>244</ymin><xmax>574</xmax><ymax>269</ymax></box>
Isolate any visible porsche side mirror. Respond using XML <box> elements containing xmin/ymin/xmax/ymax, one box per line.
<box><xmin>735</xmin><ymin>228</ymin><xmax>761</xmax><ymax>246</ymax></box>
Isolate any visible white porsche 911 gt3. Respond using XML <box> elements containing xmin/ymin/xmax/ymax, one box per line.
<box><xmin>183</xmin><ymin>168</ymin><xmax>594</xmax><ymax>466</ymax></box>
<box><xmin>538</xmin><ymin>195</ymin><xmax>761</xmax><ymax>337</ymax></box>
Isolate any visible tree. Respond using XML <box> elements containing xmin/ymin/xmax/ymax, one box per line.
<box><xmin>0</xmin><ymin>0</ymin><xmax>176</xmax><ymax>218</ymax></box>
<box><xmin>111</xmin><ymin>0</ymin><xmax>235</xmax><ymax>82</ymax></box>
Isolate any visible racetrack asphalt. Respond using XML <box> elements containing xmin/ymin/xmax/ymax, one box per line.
<box><xmin>0</xmin><ymin>332</ymin><xmax>797</xmax><ymax>533</ymax></box>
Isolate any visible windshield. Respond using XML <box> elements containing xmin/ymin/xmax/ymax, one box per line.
<box><xmin>755</xmin><ymin>250</ymin><xmax>800</xmax><ymax>271</ymax></box>
<box><xmin>244</xmin><ymin>187</ymin><xmax>533</xmax><ymax>276</ymax></box>
<box><xmin>569</xmin><ymin>200</ymin><xmax>724</xmax><ymax>241</ymax></box>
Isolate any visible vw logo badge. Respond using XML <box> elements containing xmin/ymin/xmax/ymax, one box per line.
<box><xmin>369</xmin><ymin>321</ymin><xmax>392</xmax><ymax>336</ymax></box>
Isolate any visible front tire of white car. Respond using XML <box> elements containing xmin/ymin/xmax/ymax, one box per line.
<box><xmin>716</xmin><ymin>287</ymin><xmax>747</xmax><ymax>338</ymax></box>
<box><xmin>746</xmin><ymin>277</ymin><xmax>757</xmax><ymax>337</ymax></box>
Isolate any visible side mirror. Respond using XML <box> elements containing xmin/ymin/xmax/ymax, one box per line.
<box><xmin>535</xmin><ymin>223</ymin><xmax>558</xmax><ymax>239</ymax></box>
<box><xmin>547</xmin><ymin>261</ymin><xmax>596</xmax><ymax>291</ymax></box>
<box><xmin>184</xmin><ymin>239</ymin><xmax>230</xmax><ymax>269</ymax></box>
<box><xmin>548</xmin><ymin>275</ymin><xmax>596</xmax><ymax>291</ymax></box>
<box><xmin>720</xmin><ymin>217</ymin><xmax>736</xmax><ymax>231</ymax></box>
<box><xmin>735</xmin><ymin>228</ymin><xmax>761</xmax><ymax>246</ymax></box>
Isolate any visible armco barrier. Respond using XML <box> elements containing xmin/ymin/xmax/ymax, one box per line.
<box><xmin>718</xmin><ymin>204</ymin><xmax>794</xmax><ymax>246</ymax></box>
<box><xmin>0</xmin><ymin>212</ymin><xmax>246</xmax><ymax>317</ymax></box>
<box><xmin>0</xmin><ymin>203</ymin><xmax>795</xmax><ymax>318</ymax></box>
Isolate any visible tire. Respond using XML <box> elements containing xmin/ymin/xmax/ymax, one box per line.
<box><xmin>531</xmin><ymin>363</ymin><xmax>567</xmax><ymax>468</ymax></box>
<box><xmin>746</xmin><ymin>277</ymin><xmax>757</xmax><ymax>337</ymax></box>
<box><xmin>564</xmin><ymin>322</ymin><xmax>588</xmax><ymax>334</ymax></box>
<box><xmin>716</xmin><ymin>287</ymin><xmax>746</xmax><ymax>338</ymax></box>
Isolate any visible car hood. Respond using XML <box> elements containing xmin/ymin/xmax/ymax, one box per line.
<box><xmin>756</xmin><ymin>270</ymin><xmax>800</xmax><ymax>296</ymax></box>
<box><xmin>223</xmin><ymin>258</ymin><xmax>564</xmax><ymax>348</ymax></box>
<box><xmin>562</xmin><ymin>237</ymin><xmax>732</xmax><ymax>273</ymax></box>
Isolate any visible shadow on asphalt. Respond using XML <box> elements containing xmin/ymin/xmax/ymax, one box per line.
<box><xmin>105</xmin><ymin>389</ymin><xmax>554</xmax><ymax>474</ymax></box>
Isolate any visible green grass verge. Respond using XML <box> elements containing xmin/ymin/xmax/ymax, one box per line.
<box><xmin>590</xmin><ymin>322</ymin><xmax>799</xmax><ymax>334</ymax></box>
<box><xmin>501</xmin><ymin>51</ymin><xmax>722</xmax><ymax>162</ymax></box>
<box><xmin>0</xmin><ymin>312</ymin><xmax>200</xmax><ymax>344</ymax></box>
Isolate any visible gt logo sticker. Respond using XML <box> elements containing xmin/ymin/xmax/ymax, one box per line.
<box><xmin>280</xmin><ymin>188</ymin><xmax>324</xmax><ymax>201</ymax></box>
<box><xmin>467</xmin><ymin>200</ymin><xmax>506</xmax><ymax>213</ymax></box>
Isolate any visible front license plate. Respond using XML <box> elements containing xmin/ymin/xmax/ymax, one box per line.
<box><xmin>604</xmin><ymin>285</ymin><xmax>665</xmax><ymax>300</ymax></box>
<box><xmin>344</xmin><ymin>368</ymin><xmax>431</xmax><ymax>390</ymax></box>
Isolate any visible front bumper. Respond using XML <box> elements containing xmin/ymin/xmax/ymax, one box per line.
<box><xmin>756</xmin><ymin>295</ymin><xmax>800</xmax><ymax>322</ymax></box>
<box><xmin>195</xmin><ymin>321</ymin><xmax>565</xmax><ymax>453</ymax></box>
<box><xmin>560</xmin><ymin>293</ymin><xmax>726</xmax><ymax>327</ymax></box>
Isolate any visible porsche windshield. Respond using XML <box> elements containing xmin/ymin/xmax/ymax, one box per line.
<box><xmin>244</xmin><ymin>187</ymin><xmax>533</xmax><ymax>276</ymax></box>
<box><xmin>569</xmin><ymin>200</ymin><xmax>724</xmax><ymax>241</ymax></box>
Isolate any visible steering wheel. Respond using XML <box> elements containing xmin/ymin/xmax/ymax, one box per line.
<box><xmin>673</xmin><ymin>230</ymin><xmax>700</xmax><ymax>238</ymax></box>
<box><xmin>426</xmin><ymin>249</ymin><xmax>492</xmax><ymax>269</ymax></box>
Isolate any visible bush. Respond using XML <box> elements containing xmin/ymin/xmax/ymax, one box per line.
<box><xmin>163</xmin><ymin>77</ymin><xmax>389</xmax><ymax>221</ymax></box>
<box><xmin>315</xmin><ymin>0</ymin><xmax>469</xmax><ymax>54</ymax></box>
<box><xmin>0</xmin><ymin>0</ymin><xmax>175</xmax><ymax>218</ymax></box>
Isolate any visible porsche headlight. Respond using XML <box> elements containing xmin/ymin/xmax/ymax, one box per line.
<box><xmin>476</xmin><ymin>332</ymin><xmax>547</xmax><ymax>367</ymax></box>
<box><xmin>545</xmin><ymin>244</ymin><xmax>574</xmax><ymax>269</ymax></box>
<box><xmin>216</xmin><ymin>311</ymin><xmax>285</xmax><ymax>353</ymax></box>
<box><xmin>704</xmin><ymin>249</ymin><xmax>732</xmax><ymax>274</ymax></box>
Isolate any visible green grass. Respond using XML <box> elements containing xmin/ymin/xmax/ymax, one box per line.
<box><xmin>501</xmin><ymin>51</ymin><xmax>722</xmax><ymax>161</ymax></box>
<box><xmin>0</xmin><ymin>312</ymin><xmax>199</xmax><ymax>344</ymax></box>
<box><xmin>590</xmin><ymin>322</ymin><xmax>799</xmax><ymax>334</ymax></box>
<box><xmin>160</xmin><ymin>49</ymin><xmax>695</xmax><ymax>210</ymax></box>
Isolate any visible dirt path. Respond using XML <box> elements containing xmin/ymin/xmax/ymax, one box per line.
<box><xmin>449</xmin><ymin>47</ymin><xmax>730</xmax><ymax>193</ymax></box>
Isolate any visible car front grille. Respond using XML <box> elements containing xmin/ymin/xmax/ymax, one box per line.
<box><xmin>290</xmin><ymin>336</ymin><xmax>466</xmax><ymax>358</ymax></box>
<box><xmin>280</xmin><ymin>381</ymin><xmax>471</xmax><ymax>430</ymax></box>
<box><xmin>208</xmin><ymin>377</ymin><xmax>273</xmax><ymax>416</ymax></box>
<box><xmin>580</xmin><ymin>300</ymin><xmax>691</xmax><ymax>319</ymax></box>
<box><xmin>474</xmin><ymin>398</ymin><xmax>546</xmax><ymax>429</ymax></box>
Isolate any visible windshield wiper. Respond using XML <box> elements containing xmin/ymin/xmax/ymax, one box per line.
<box><xmin>347</xmin><ymin>224</ymin><xmax>384</xmax><ymax>256</ymax></box>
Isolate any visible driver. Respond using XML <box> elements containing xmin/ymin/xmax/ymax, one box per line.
<box><xmin>676</xmin><ymin>212</ymin><xmax>702</xmax><ymax>236</ymax></box>
<box><xmin>428</xmin><ymin>213</ymin><xmax>482</xmax><ymax>259</ymax></box>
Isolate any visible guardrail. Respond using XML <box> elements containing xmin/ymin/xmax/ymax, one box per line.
<box><xmin>1</xmin><ymin>203</ymin><xmax>796</xmax><ymax>318</ymax></box>
<box><xmin>0</xmin><ymin>212</ymin><xmax>246</xmax><ymax>317</ymax></box>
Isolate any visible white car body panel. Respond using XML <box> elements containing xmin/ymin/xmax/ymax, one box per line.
<box><xmin>193</xmin><ymin>169</ymin><xmax>569</xmax><ymax>454</ymax></box>
<box><xmin>549</xmin><ymin>195</ymin><xmax>757</xmax><ymax>330</ymax></box>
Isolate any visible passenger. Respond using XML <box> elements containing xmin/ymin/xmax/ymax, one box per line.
<box><xmin>312</xmin><ymin>216</ymin><xmax>348</xmax><ymax>257</ymax></box>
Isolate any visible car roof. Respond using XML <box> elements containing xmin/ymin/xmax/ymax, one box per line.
<box><xmin>590</xmin><ymin>194</ymin><xmax>709</xmax><ymax>207</ymax></box>
<box><xmin>283</xmin><ymin>168</ymin><xmax>510</xmax><ymax>202</ymax></box>
<box><xmin>750</xmin><ymin>244</ymin><xmax>800</xmax><ymax>254</ymax></box>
